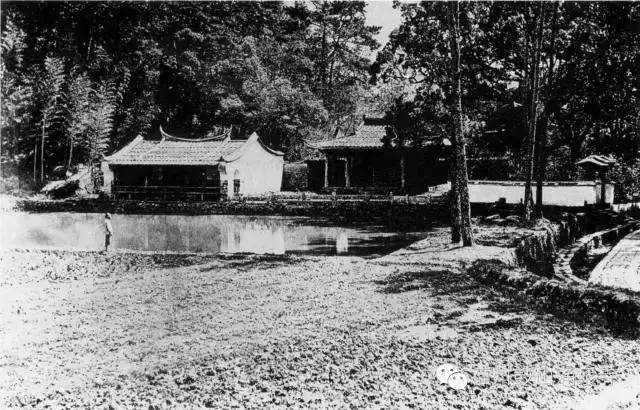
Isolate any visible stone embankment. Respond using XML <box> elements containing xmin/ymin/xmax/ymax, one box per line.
<box><xmin>471</xmin><ymin>210</ymin><xmax>640</xmax><ymax>330</ymax></box>
<box><xmin>14</xmin><ymin>195</ymin><xmax>450</xmax><ymax>227</ymax></box>
<box><xmin>554</xmin><ymin>217</ymin><xmax>640</xmax><ymax>283</ymax></box>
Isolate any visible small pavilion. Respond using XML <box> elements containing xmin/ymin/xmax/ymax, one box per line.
<box><xmin>576</xmin><ymin>154</ymin><xmax>616</xmax><ymax>205</ymax></box>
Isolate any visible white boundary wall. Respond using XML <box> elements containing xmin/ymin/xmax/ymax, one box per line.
<box><xmin>468</xmin><ymin>180</ymin><xmax>614</xmax><ymax>206</ymax></box>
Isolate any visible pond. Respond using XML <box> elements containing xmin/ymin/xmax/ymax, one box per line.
<box><xmin>0</xmin><ymin>212</ymin><xmax>431</xmax><ymax>256</ymax></box>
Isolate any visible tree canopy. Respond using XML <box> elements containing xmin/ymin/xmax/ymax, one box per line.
<box><xmin>1</xmin><ymin>1</ymin><xmax>380</xmax><ymax>185</ymax></box>
<box><xmin>373</xmin><ymin>1</ymin><xmax>639</xmax><ymax>196</ymax></box>
<box><xmin>2</xmin><ymin>1</ymin><xmax>638</xmax><ymax>202</ymax></box>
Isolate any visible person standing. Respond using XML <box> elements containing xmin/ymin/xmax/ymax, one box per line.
<box><xmin>104</xmin><ymin>213</ymin><xmax>113</xmax><ymax>252</ymax></box>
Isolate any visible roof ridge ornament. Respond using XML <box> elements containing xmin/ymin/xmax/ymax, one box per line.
<box><xmin>158</xmin><ymin>125</ymin><xmax>231</xmax><ymax>142</ymax></box>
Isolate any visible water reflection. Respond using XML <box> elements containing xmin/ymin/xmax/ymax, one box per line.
<box><xmin>0</xmin><ymin>212</ymin><xmax>428</xmax><ymax>256</ymax></box>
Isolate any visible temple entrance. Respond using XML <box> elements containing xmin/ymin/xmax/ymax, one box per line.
<box><xmin>328</xmin><ymin>159</ymin><xmax>346</xmax><ymax>187</ymax></box>
<box><xmin>306</xmin><ymin>160</ymin><xmax>325</xmax><ymax>191</ymax></box>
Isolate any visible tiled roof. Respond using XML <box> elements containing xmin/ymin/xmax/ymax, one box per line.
<box><xmin>106</xmin><ymin>129</ymin><xmax>247</xmax><ymax>166</ymax></box>
<box><xmin>313</xmin><ymin>124</ymin><xmax>389</xmax><ymax>150</ymax></box>
<box><xmin>312</xmin><ymin>121</ymin><xmax>444</xmax><ymax>150</ymax></box>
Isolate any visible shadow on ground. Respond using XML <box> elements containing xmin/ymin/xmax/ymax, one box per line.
<box><xmin>199</xmin><ymin>253</ymin><xmax>293</xmax><ymax>272</ymax></box>
<box><xmin>375</xmin><ymin>269</ymin><xmax>485</xmax><ymax>296</ymax></box>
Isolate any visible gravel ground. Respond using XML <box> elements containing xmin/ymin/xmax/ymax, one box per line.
<box><xmin>1</xmin><ymin>227</ymin><xmax>639</xmax><ymax>409</ymax></box>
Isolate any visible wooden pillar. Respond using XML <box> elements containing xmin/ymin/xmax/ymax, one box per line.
<box><xmin>324</xmin><ymin>155</ymin><xmax>329</xmax><ymax>188</ymax></box>
<box><xmin>400</xmin><ymin>150</ymin><xmax>406</xmax><ymax>191</ymax></box>
<box><xmin>344</xmin><ymin>156</ymin><xmax>350</xmax><ymax>188</ymax></box>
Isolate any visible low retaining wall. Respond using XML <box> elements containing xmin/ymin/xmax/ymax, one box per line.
<box><xmin>510</xmin><ymin>210</ymin><xmax>633</xmax><ymax>276</ymax></box>
<box><xmin>511</xmin><ymin>213</ymin><xmax>592</xmax><ymax>274</ymax></box>
<box><xmin>468</xmin><ymin>180</ymin><xmax>614</xmax><ymax>206</ymax></box>
<box><xmin>14</xmin><ymin>197</ymin><xmax>450</xmax><ymax>228</ymax></box>
<box><xmin>554</xmin><ymin>218</ymin><xmax>640</xmax><ymax>283</ymax></box>
<box><xmin>469</xmin><ymin>261</ymin><xmax>640</xmax><ymax>331</ymax></box>
<box><xmin>469</xmin><ymin>210</ymin><xmax>640</xmax><ymax>330</ymax></box>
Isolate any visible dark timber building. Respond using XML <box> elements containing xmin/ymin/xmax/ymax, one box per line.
<box><xmin>307</xmin><ymin>117</ymin><xmax>450</xmax><ymax>194</ymax></box>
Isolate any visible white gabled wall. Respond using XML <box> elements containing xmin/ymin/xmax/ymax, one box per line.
<box><xmin>221</xmin><ymin>136</ymin><xmax>283</xmax><ymax>198</ymax></box>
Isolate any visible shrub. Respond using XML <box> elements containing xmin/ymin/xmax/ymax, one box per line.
<box><xmin>282</xmin><ymin>162</ymin><xmax>308</xmax><ymax>191</ymax></box>
<box><xmin>609</xmin><ymin>158</ymin><xmax>640</xmax><ymax>203</ymax></box>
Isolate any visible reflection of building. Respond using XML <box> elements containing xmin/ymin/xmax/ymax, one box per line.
<box><xmin>101</xmin><ymin>126</ymin><xmax>284</xmax><ymax>200</ymax></box>
<box><xmin>307</xmin><ymin>116</ymin><xmax>450</xmax><ymax>194</ymax></box>
<box><xmin>336</xmin><ymin>231</ymin><xmax>349</xmax><ymax>254</ymax></box>
<box><xmin>222</xmin><ymin>219</ymin><xmax>286</xmax><ymax>254</ymax></box>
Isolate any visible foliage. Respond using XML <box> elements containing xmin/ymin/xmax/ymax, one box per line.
<box><xmin>373</xmin><ymin>0</ymin><xmax>639</xmax><ymax>206</ymax></box>
<box><xmin>609</xmin><ymin>159</ymin><xmax>640</xmax><ymax>203</ymax></box>
<box><xmin>0</xmin><ymin>1</ymin><xmax>379</xmax><ymax>184</ymax></box>
<box><xmin>32</xmin><ymin>56</ymin><xmax>66</xmax><ymax>185</ymax></box>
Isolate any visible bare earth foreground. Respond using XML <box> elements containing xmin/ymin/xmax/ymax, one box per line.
<box><xmin>1</xmin><ymin>227</ymin><xmax>639</xmax><ymax>409</ymax></box>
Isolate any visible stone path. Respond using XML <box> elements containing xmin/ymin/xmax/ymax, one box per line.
<box><xmin>589</xmin><ymin>229</ymin><xmax>640</xmax><ymax>292</ymax></box>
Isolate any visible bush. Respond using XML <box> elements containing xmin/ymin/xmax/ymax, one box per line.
<box><xmin>609</xmin><ymin>158</ymin><xmax>640</xmax><ymax>202</ymax></box>
<box><xmin>0</xmin><ymin>176</ymin><xmax>20</xmax><ymax>193</ymax></box>
<box><xmin>282</xmin><ymin>162</ymin><xmax>308</xmax><ymax>191</ymax></box>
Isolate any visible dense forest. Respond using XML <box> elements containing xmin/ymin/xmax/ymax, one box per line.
<box><xmin>1</xmin><ymin>1</ymin><xmax>639</xmax><ymax>200</ymax></box>
<box><xmin>373</xmin><ymin>1</ymin><xmax>639</xmax><ymax>201</ymax></box>
<box><xmin>1</xmin><ymin>1</ymin><xmax>380</xmax><ymax>186</ymax></box>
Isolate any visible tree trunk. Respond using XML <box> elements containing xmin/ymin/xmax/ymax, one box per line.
<box><xmin>400</xmin><ymin>149</ymin><xmax>406</xmax><ymax>192</ymax></box>
<box><xmin>534</xmin><ymin>2</ymin><xmax>560</xmax><ymax>218</ymax></box>
<box><xmin>40</xmin><ymin>117</ymin><xmax>46</xmax><ymax>186</ymax></box>
<box><xmin>33</xmin><ymin>136</ymin><xmax>38</xmax><ymax>185</ymax></box>
<box><xmin>449</xmin><ymin>137</ymin><xmax>461</xmax><ymax>243</ymax></box>
<box><xmin>67</xmin><ymin>139</ymin><xmax>74</xmax><ymax>175</ymax></box>
<box><xmin>448</xmin><ymin>1</ymin><xmax>473</xmax><ymax>246</ymax></box>
<box><xmin>523</xmin><ymin>3</ymin><xmax>544</xmax><ymax>222</ymax></box>
<box><xmin>534</xmin><ymin>112</ymin><xmax>549</xmax><ymax>216</ymax></box>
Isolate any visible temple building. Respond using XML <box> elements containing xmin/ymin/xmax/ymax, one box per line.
<box><xmin>101</xmin><ymin>126</ymin><xmax>284</xmax><ymax>200</ymax></box>
<box><xmin>307</xmin><ymin>117</ymin><xmax>450</xmax><ymax>194</ymax></box>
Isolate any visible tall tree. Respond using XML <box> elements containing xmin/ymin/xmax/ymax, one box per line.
<box><xmin>64</xmin><ymin>70</ymin><xmax>92</xmax><ymax>172</ymax></box>
<box><xmin>522</xmin><ymin>2</ymin><xmax>544</xmax><ymax>222</ymax></box>
<box><xmin>447</xmin><ymin>1</ymin><xmax>473</xmax><ymax>246</ymax></box>
<box><xmin>0</xmin><ymin>13</ymin><xmax>32</xmax><ymax>179</ymax></box>
<box><xmin>374</xmin><ymin>1</ymin><xmax>481</xmax><ymax>244</ymax></box>
<box><xmin>85</xmin><ymin>81</ymin><xmax>116</xmax><ymax>187</ymax></box>
<box><xmin>32</xmin><ymin>56</ymin><xmax>65</xmax><ymax>185</ymax></box>
<box><xmin>534</xmin><ymin>1</ymin><xmax>560</xmax><ymax>217</ymax></box>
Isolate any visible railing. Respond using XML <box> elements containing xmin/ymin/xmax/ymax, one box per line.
<box><xmin>112</xmin><ymin>185</ymin><xmax>222</xmax><ymax>201</ymax></box>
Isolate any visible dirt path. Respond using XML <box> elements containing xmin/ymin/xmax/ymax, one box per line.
<box><xmin>1</xmin><ymin>239</ymin><xmax>639</xmax><ymax>409</ymax></box>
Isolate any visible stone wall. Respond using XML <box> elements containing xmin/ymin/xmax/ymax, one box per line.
<box><xmin>469</xmin><ymin>261</ymin><xmax>640</xmax><ymax>331</ymax></box>
<box><xmin>511</xmin><ymin>213</ymin><xmax>588</xmax><ymax>275</ymax></box>
<box><xmin>554</xmin><ymin>218</ymin><xmax>640</xmax><ymax>283</ymax></box>
<box><xmin>15</xmin><ymin>196</ymin><xmax>450</xmax><ymax>228</ymax></box>
<box><xmin>470</xmin><ymin>211</ymin><xmax>640</xmax><ymax>330</ymax></box>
